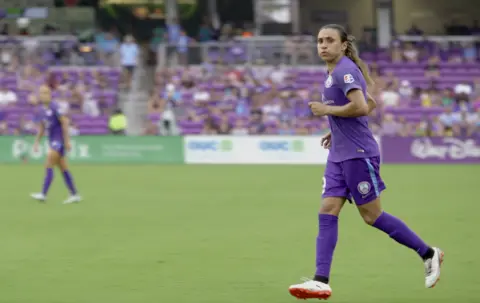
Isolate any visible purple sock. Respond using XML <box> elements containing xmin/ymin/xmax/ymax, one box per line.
<box><xmin>62</xmin><ymin>170</ymin><xmax>78</xmax><ymax>195</ymax></box>
<box><xmin>372</xmin><ymin>212</ymin><xmax>429</xmax><ymax>257</ymax></box>
<box><xmin>315</xmin><ymin>214</ymin><xmax>339</xmax><ymax>279</ymax></box>
<box><xmin>42</xmin><ymin>168</ymin><xmax>54</xmax><ymax>195</ymax></box>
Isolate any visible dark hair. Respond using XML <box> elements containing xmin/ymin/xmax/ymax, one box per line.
<box><xmin>321</xmin><ymin>24</ymin><xmax>374</xmax><ymax>86</ymax></box>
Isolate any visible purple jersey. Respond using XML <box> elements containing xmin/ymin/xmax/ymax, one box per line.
<box><xmin>40</xmin><ymin>101</ymin><xmax>66</xmax><ymax>156</ymax></box>
<box><xmin>322</xmin><ymin>57</ymin><xmax>380</xmax><ymax>162</ymax></box>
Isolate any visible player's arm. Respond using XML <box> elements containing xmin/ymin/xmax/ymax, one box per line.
<box><xmin>59</xmin><ymin>115</ymin><xmax>71</xmax><ymax>147</ymax></box>
<box><xmin>34</xmin><ymin>122</ymin><xmax>45</xmax><ymax>145</ymax></box>
<box><xmin>366</xmin><ymin>92</ymin><xmax>377</xmax><ymax>114</ymax></box>
<box><xmin>325</xmin><ymin>89</ymin><xmax>369</xmax><ymax>117</ymax></box>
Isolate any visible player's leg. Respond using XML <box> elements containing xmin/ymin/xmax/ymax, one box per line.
<box><xmin>344</xmin><ymin>156</ymin><xmax>444</xmax><ymax>288</ymax></box>
<box><xmin>30</xmin><ymin>148</ymin><xmax>59</xmax><ymax>201</ymax></box>
<box><xmin>58</xmin><ymin>152</ymin><xmax>81</xmax><ymax>204</ymax></box>
<box><xmin>289</xmin><ymin>162</ymin><xmax>348</xmax><ymax>300</ymax></box>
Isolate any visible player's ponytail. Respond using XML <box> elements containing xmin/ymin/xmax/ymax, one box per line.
<box><xmin>344</xmin><ymin>35</ymin><xmax>374</xmax><ymax>86</ymax></box>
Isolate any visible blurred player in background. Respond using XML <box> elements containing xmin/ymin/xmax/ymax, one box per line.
<box><xmin>30</xmin><ymin>85</ymin><xmax>82</xmax><ymax>204</ymax></box>
<box><xmin>288</xmin><ymin>25</ymin><xmax>443</xmax><ymax>300</ymax></box>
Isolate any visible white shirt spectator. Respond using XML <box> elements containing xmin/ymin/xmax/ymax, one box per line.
<box><xmin>270</xmin><ymin>67</ymin><xmax>286</xmax><ymax>84</ymax></box>
<box><xmin>120</xmin><ymin>36</ymin><xmax>139</xmax><ymax>67</ymax></box>
<box><xmin>454</xmin><ymin>83</ymin><xmax>472</xmax><ymax>95</ymax></box>
<box><xmin>69</xmin><ymin>125</ymin><xmax>80</xmax><ymax>136</ymax></box>
<box><xmin>380</xmin><ymin>90</ymin><xmax>400</xmax><ymax>107</ymax></box>
<box><xmin>193</xmin><ymin>90</ymin><xmax>210</xmax><ymax>102</ymax></box>
<box><xmin>403</xmin><ymin>48</ymin><xmax>418</xmax><ymax>61</ymax></box>
<box><xmin>466</xmin><ymin>112</ymin><xmax>479</xmax><ymax>125</ymax></box>
<box><xmin>231</xmin><ymin>127</ymin><xmax>249</xmax><ymax>135</ymax></box>
<box><xmin>82</xmin><ymin>91</ymin><xmax>100</xmax><ymax>117</ymax></box>
<box><xmin>0</xmin><ymin>88</ymin><xmax>17</xmax><ymax>106</ymax></box>
<box><xmin>262</xmin><ymin>103</ymin><xmax>281</xmax><ymax>121</ymax></box>
<box><xmin>439</xmin><ymin>112</ymin><xmax>461</xmax><ymax>127</ymax></box>
<box><xmin>1</xmin><ymin>49</ymin><xmax>11</xmax><ymax>65</ymax></box>
<box><xmin>398</xmin><ymin>80</ymin><xmax>413</xmax><ymax>98</ymax></box>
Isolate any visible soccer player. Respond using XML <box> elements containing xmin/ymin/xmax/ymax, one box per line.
<box><xmin>30</xmin><ymin>85</ymin><xmax>82</xmax><ymax>204</ymax></box>
<box><xmin>288</xmin><ymin>24</ymin><xmax>443</xmax><ymax>300</ymax></box>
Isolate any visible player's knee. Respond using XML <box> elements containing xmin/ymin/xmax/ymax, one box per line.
<box><xmin>360</xmin><ymin>213</ymin><xmax>378</xmax><ymax>225</ymax></box>
<box><xmin>320</xmin><ymin>197</ymin><xmax>344</xmax><ymax>216</ymax></box>
<box><xmin>358</xmin><ymin>206</ymin><xmax>382</xmax><ymax>225</ymax></box>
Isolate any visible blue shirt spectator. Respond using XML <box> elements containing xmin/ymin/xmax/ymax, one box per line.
<box><xmin>167</xmin><ymin>20</ymin><xmax>181</xmax><ymax>44</ymax></box>
<box><xmin>120</xmin><ymin>36</ymin><xmax>139</xmax><ymax>67</ymax></box>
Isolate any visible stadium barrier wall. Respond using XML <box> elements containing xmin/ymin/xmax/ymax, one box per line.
<box><xmin>1</xmin><ymin>136</ymin><xmax>184</xmax><ymax>164</ymax></box>
<box><xmin>184</xmin><ymin>136</ymin><xmax>345</xmax><ymax>164</ymax></box>
<box><xmin>381</xmin><ymin>136</ymin><xmax>480</xmax><ymax>164</ymax></box>
<box><xmin>2</xmin><ymin>136</ymin><xmax>478</xmax><ymax>164</ymax></box>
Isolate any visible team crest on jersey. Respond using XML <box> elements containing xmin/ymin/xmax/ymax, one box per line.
<box><xmin>357</xmin><ymin>181</ymin><xmax>371</xmax><ymax>195</ymax></box>
<box><xmin>325</xmin><ymin>75</ymin><xmax>333</xmax><ymax>88</ymax></box>
<box><xmin>343</xmin><ymin>74</ymin><xmax>354</xmax><ymax>84</ymax></box>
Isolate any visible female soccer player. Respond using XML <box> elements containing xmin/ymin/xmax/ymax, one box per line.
<box><xmin>288</xmin><ymin>25</ymin><xmax>443</xmax><ymax>300</ymax></box>
<box><xmin>30</xmin><ymin>85</ymin><xmax>81</xmax><ymax>204</ymax></box>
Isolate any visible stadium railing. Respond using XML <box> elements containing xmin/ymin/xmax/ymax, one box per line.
<box><xmin>156</xmin><ymin>36</ymin><xmax>321</xmax><ymax>67</ymax></box>
<box><xmin>0</xmin><ymin>34</ymin><xmax>121</xmax><ymax>66</ymax></box>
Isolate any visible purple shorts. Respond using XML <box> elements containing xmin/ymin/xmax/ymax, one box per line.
<box><xmin>49</xmin><ymin>140</ymin><xmax>65</xmax><ymax>157</ymax></box>
<box><xmin>322</xmin><ymin>156</ymin><xmax>386</xmax><ymax>205</ymax></box>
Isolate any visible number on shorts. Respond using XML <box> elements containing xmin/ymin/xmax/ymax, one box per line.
<box><xmin>322</xmin><ymin>177</ymin><xmax>326</xmax><ymax>194</ymax></box>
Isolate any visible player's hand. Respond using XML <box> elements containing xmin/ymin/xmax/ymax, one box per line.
<box><xmin>321</xmin><ymin>132</ymin><xmax>332</xmax><ymax>149</ymax></box>
<box><xmin>33</xmin><ymin>142</ymin><xmax>39</xmax><ymax>153</ymax></box>
<box><xmin>65</xmin><ymin>141</ymin><xmax>72</xmax><ymax>152</ymax></box>
<box><xmin>308</xmin><ymin>102</ymin><xmax>329</xmax><ymax>116</ymax></box>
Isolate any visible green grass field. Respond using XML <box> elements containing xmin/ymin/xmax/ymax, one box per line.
<box><xmin>0</xmin><ymin>164</ymin><xmax>477</xmax><ymax>303</ymax></box>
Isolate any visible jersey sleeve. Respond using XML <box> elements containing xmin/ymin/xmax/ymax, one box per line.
<box><xmin>333</xmin><ymin>68</ymin><xmax>363</xmax><ymax>96</ymax></box>
<box><xmin>52</xmin><ymin>102</ymin><xmax>66</xmax><ymax>117</ymax></box>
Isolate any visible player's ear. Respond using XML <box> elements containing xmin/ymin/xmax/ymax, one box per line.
<box><xmin>341</xmin><ymin>41</ymin><xmax>347</xmax><ymax>52</ymax></box>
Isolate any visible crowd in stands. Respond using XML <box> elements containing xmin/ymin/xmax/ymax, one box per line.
<box><xmin>0</xmin><ymin>24</ymin><xmax>137</xmax><ymax>136</ymax></box>
<box><xmin>146</xmin><ymin>21</ymin><xmax>480</xmax><ymax>137</ymax></box>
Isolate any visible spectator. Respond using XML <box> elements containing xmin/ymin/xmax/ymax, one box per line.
<box><xmin>0</xmin><ymin>119</ymin><xmax>8</xmax><ymax>135</ymax></box>
<box><xmin>390</xmin><ymin>41</ymin><xmax>403</xmax><ymax>62</ymax></box>
<box><xmin>177</xmin><ymin>31</ymin><xmax>192</xmax><ymax>65</ymax></box>
<box><xmin>82</xmin><ymin>85</ymin><xmax>100</xmax><ymax>117</ymax></box>
<box><xmin>120</xmin><ymin>35</ymin><xmax>139</xmax><ymax>90</ymax></box>
<box><xmin>463</xmin><ymin>42</ymin><xmax>477</xmax><ymax>62</ymax></box>
<box><xmin>96</xmin><ymin>31</ymin><xmax>119</xmax><ymax>65</ymax></box>
<box><xmin>381</xmin><ymin>114</ymin><xmax>401</xmax><ymax>136</ymax></box>
<box><xmin>269</xmin><ymin>65</ymin><xmax>286</xmax><ymax>84</ymax></box>
<box><xmin>231</xmin><ymin>119</ymin><xmax>248</xmax><ymax>135</ymax></box>
<box><xmin>278</xmin><ymin>121</ymin><xmax>294</xmax><ymax>135</ymax></box>
<box><xmin>380</xmin><ymin>83</ymin><xmax>400</xmax><ymax>108</ymax></box>
<box><xmin>397</xmin><ymin>116</ymin><xmax>412</xmax><ymax>136</ymax></box>
<box><xmin>217</xmin><ymin>116</ymin><xmax>232</xmax><ymax>134</ymax></box>
<box><xmin>425</xmin><ymin>56</ymin><xmax>440</xmax><ymax>78</ymax></box>
<box><xmin>406</xmin><ymin>24</ymin><xmax>423</xmax><ymax>35</ymax></box>
<box><xmin>249</xmin><ymin>109</ymin><xmax>266</xmax><ymax>134</ymax></box>
<box><xmin>439</xmin><ymin>106</ymin><xmax>460</xmax><ymax>136</ymax></box>
<box><xmin>466</xmin><ymin>107</ymin><xmax>480</xmax><ymax>136</ymax></box>
<box><xmin>69</xmin><ymin>122</ymin><xmax>80</xmax><ymax>136</ymax></box>
<box><xmin>398</xmin><ymin>80</ymin><xmax>413</xmax><ymax>99</ymax></box>
<box><xmin>202</xmin><ymin>117</ymin><xmax>217</xmax><ymax>135</ymax></box>
<box><xmin>198</xmin><ymin>20</ymin><xmax>214</xmax><ymax>42</ymax></box>
<box><xmin>109</xmin><ymin>108</ymin><xmax>127</xmax><ymax>135</ymax></box>
<box><xmin>0</xmin><ymin>84</ymin><xmax>17</xmax><ymax>107</ymax></box>
<box><xmin>403</xmin><ymin>43</ymin><xmax>419</xmax><ymax>62</ymax></box>
<box><xmin>148</xmin><ymin>89</ymin><xmax>163</xmax><ymax>114</ymax></box>
<box><xmin>14</xmin><ymin>115</ymin><xmax>36</xmax><ymax>135</ymax></box>
<box><xmin>143</xmin><ymin>121</ymin><xmax>159</xmax><ymax>135</ymax></box>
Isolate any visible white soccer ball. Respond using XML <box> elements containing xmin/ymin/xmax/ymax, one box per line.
<box><xmin>17</xmin><ymin>17</ymin><xmax>30</xmax><ymax>28</ymax></box>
